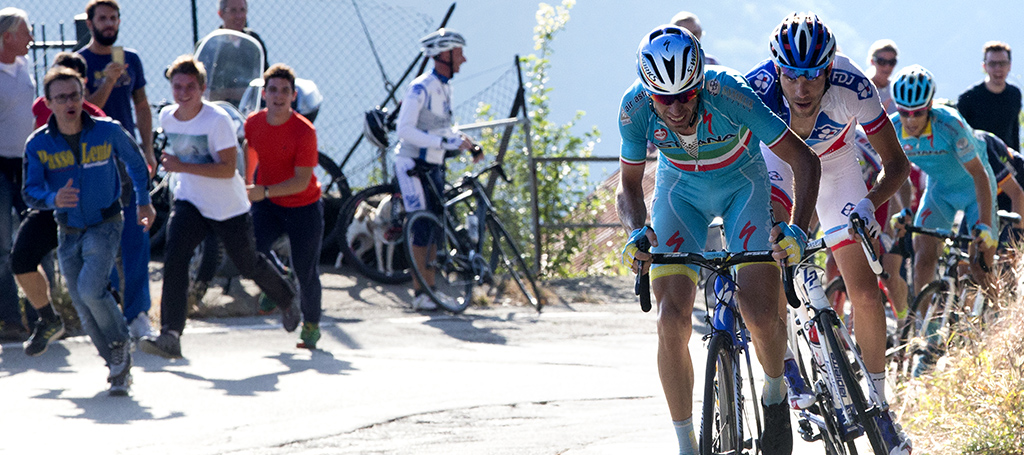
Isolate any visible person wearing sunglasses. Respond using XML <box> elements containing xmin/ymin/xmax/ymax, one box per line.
<box><xmin>618</xmin><ymin>24</ymin><xmax>820</xmax><ymax>455</ymax></box>
<box><xmin>889</xmin><ymin>65</ymin><xmax>998</xmax><ymax>376</ymax></box>
<box><xmin>957</xmin><ymin>41</ymin><xmax>1020</xmax><ymax>150</ymax></box>
<box><xmin>866</xmin><ymin>39</ymin><xmax>900</xmax><ymax>114</ymax></box>
<box><xmin>745</xmin><ymin>12</ymin><xmax>911</xmax><ymax>454</ymax></box>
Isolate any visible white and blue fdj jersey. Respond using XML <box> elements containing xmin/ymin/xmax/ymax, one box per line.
<box><xmin>395</xmin><ymin>70</ymin><xmax>464</xmax><ymax>165</ymax></box>
<box><xmin>891</xmin><ymin>105</ymin><xmax>998</xmax><ymax>229</ymax></box>
<box><xmin>618</xmin><ymin>66</ymin><xmax>790</xmax><ymax>281</ymax></box>
<box><xmin>746</xmin><ymin>54</ymin><xmax>890</xmax><ymax>247</ymax></box>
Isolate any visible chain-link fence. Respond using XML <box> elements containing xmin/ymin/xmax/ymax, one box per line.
<box><xmin>20</xmin><ymin>0</ymin><xmax>527</xmax><ymax>190</ymax></box>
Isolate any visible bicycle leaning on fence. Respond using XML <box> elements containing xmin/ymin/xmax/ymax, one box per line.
<box><xmin>633</xmin><ymin>220</ymin><xmax>768</xmax><ymax>455</ymax></box>
<box><xmin>402</xmin><ymin>159</ymin><xmax>541</xmax><ymax>313</ymax></box>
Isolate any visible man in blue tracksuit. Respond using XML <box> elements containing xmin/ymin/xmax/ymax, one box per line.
<box><xmin>23</xmin><ymin>67</ymin><xmax>154</xmax><ymax>396</ymax></box>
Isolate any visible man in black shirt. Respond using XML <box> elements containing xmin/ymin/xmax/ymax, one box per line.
<box><xmin>958</xmin><ymin>41</ymin><xmax>1021</xmax><ymax>149</ymax></box>
<box><xmin>217</xmin><ymin>0</ymin><xmax>268</xmax><ymax>70</ymax></box>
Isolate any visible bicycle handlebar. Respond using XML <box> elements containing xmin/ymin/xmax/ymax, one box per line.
<box><xmin>849</xmin><ymin>213</ymin><xmax>889</xmax><ymax>279</ymax></box>
<box><xmin>891</xmin><ymin>213</ymin><xmax>989</xmax><ymax>272</ymax></box>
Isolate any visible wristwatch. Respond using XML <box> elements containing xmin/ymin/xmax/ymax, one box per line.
<box><xmin>264</xmin><ymin>186</ymin><xmax>270</xmax><ymax>199</ymax></box>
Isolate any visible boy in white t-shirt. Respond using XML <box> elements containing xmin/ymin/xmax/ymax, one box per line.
<box><xmin>139</xmin><ymin>55</ymin><xmax>296</xmax><ymax>359</ymax></box>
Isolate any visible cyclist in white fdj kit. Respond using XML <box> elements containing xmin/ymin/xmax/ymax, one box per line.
<box><xmin>618</xmin><ymin>25</ymin><xmax>820</xmax><ymax>455</ymax></box>
<box><xmin>745</xmin><ymin>14</ymin><xmax>912</xmax><ymax>453</ymax></box>
<box><xmin>889</xmin><ymin>66</ymin><xmax>998</xmax><ymax>376</ymax></box>
<box><xmin>394</xmin><ymin>29</ymin><xmax>482</xmax><ymax>312</ymax></box>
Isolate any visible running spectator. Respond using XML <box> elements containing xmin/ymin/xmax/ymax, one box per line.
<box><xmin>139</xmin><ymin>55</ymin><xmax>296</xmax><ymax>359</ymax></box>
<box><xmin>19</xmin><ymin>52</ymin><xmax>107</xmax><ymax>356</ymax></box>
<box><xmin>670</xmin><ymin>11</ymin><xmax>720</xmax><ymax>65</ymax></box>
<box><xmin>746</xmin><ymin>14</ymin><xmax>911</xmax><ymax>453</ymax></box>
<box><xmin>0</xmin><ymin>7</ymin><xmax>34</xmax><ymax>342</ymax></box>
<box><xmin>396</xmin><ymin>29</ymin><xmax>483</xmax><ymax>312</ymax></box>
<box><xmin>244</xmin><ymin>63</ymin><xmax>323</xmax><ymax>349</ymax></box>
<box><xmin>79</xmin><ymin>0</ymin><xmax>156</xmax><ymax>340</ymax></box>
<box><xmin>958</xmin><ymin>41</ymin><xmax>1021</xmax><ymax>149</ymax></box>
<box><xmin>620</xmin><ymin>24</ymin><xmax>820</xmax><ymax>455</ymax></box>
<box><xmin>866</xmin><ymin>39</ymin><xmax>899</xmax><ymax>114</ymax></box>
<box><xmin>23</xmin><ymin>67</ymin><xmax>154</xmax><ymax>395</ymax></box>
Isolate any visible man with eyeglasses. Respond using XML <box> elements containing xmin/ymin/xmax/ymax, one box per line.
<box><xmin>618</xmin><ymin>24</ymin><xmax>820</xmax><ymax>455</ymax></box>
<box><xmin>745</xmin><ymin>13</ymin><xmax>911</xmax><ymax>454</ymax></box>
<box><xmin>23</xmin><ymin>67</ymin><xmax>155</xmax><ymax>395</ymax></box>
<box><xmin>958</xmin><ymin>41</ymin><xmax>1021</xmax><ymax>150</ymax></box>
<box><xmin>890</xmin><ymin>65</ymin><xmax>997</xmax><ymax>378</ymax></box>
<box><xmin>866</xmin><ymin>39</ymin><xmax>900</xmax><ymax>114</ymax></box>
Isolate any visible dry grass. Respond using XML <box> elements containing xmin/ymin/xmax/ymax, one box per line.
<box><xmin>895</xmin><ymin>258</ymin><xmax>1024</xmax><ymax>455</ymax></box>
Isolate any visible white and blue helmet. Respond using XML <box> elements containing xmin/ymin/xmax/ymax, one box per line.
<box><xmin>420</xmin><ymin>28</ymin><xmax>465</xmax><ymax>57</ymax></box>
<box><xmin>636</xmin><ymin>25</ymin><xmax>705</xmax><ymax>95</ymax></box>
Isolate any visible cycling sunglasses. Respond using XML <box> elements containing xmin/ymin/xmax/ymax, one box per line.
<box><xmin>896</xmin><ymin>106</ymin><xmax>929</xmax><ymax>118</ymax></box>
<box><xmin>777</xmin><ymin>62</ymin><xmax>831</xmax><ymax>81</ymax></box>
<box><xmin>650</xmin><ymin>88</ymin><xmax>701</xmax><ymax>105</ymax></box>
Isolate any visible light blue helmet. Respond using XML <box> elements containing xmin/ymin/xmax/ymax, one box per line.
<box><xmin>636</xmin><ymin>25</ymin><xmax>705</xmax><ymax>95</ymax></box>
<box><xmin>891</xmin><ymin>65</ymin><xmax>935</xmax><ymax>110</ymax></box>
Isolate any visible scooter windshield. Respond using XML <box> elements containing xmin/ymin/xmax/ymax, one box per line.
<box><xmin>194</xmin><ymin>29</ymin><xmax>264</xmax><ymax>108</ymax></box>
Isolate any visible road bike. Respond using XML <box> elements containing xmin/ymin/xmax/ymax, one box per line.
<box><xmin>403</xmin><ymin>160</ymin><xmax>541</xmax><ymax>313</ymax></box>
<box><xmin>784</xmin><ymin>215</ymin><xmax>892</xmax><ymax>455</ymax></box>
<box><xmin>634</xmin><ymin>220</ymin><xmax>767</xmax><ymax>455</ymax></box>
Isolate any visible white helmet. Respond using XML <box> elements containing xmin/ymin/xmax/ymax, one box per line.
<box><xmin>636</xmin><ymin>25</ymin><xmax>705</xmax><ymax>95</ymax></box>
<box><xmin>420</xmin><ymin>28</ymin><xmax>466</xmax><ymax>57</ymax></box>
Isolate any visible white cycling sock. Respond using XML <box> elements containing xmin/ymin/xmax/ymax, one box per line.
<box><xmin>673</xmin><ymin>418</ymin><xmax>698</xmax><ymax>455</ymax></box>
<box><xmin>869</xmin><ymin>371</ymin><xmax>887</xmax><ymax>405</ymax></box>
<box><xmin>762</xmin><ymin>373</ymin><xmax>787</xmax><ymax>406</ymax></box>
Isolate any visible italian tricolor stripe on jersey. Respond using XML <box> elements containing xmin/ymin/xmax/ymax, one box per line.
<box><xmin>665</xmin><ymin>128</ymin><xmax>754</xmax><ymax>172</ymax></box>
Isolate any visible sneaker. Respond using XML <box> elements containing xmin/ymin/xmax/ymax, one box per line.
<box><xmin>297</xmin><ymin>322</ymin><xmax>321</xmax><ymax>349</ymax></box>
<box><xmin>433</xmin><ymin>291</ymin><xmax>459</xmax><ymax>310</ymax></box>
<box><xmin>23</xmin><ymin>317</ymin><xmax>65</xmax><ymax>357</ymax></box>
<box><xmin>128</xmin><ymin>313</ymin><xmax>155</xmax><ymax>340</ymax></box>
<box><xmin>876</xmin><ymin>410</ymin><xmax>912</xmax><ymax>455</ymax></box>
<box><xmin>912</xmin><ymin>351</ymin><xmax>938</xmax><ymax>378</ymax></box>
<box><xmin>411</xmin><ymin>293</ymin><xmax>437</xmax><ymax>311</ymax></box>
<box><xmin>783</xmin><ymin>358</ymin><xmax>815</xmax><ymax>410</ymax></box>
<box><xmin>760</xmin><ymin>400</ymin><xmax>793</xmax><ymax>455</ymax></box>
<box><xmin>108</xmin><ymin>340</ymin><xmax>132</xmax><ymax>380</ymax></box>
<box><xmin>257</xmin><ymin>292</ymin><xmax>277</xmax><ymax>315</ymax></box>
<box><xmin>281</xmin><ymin>303</ymin><xmax>300</xmax><ymax>333</ymax></box>
<box><xmin>139</xmin><ymin>332</ymin><xmax>183</xmax><ymax>359</ymax></box>
<box><xmin>108</xmin><ymin>371</ymin><xmax>133</xmax><ymax>397</ymax></box>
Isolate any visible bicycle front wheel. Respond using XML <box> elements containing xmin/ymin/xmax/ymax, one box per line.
<box><xmin>818</xmin><ymin>311</ymin><xmax>886</xmax><ymax>455</ymax></box>
<box><xmin>485</xmin><ymin>216</ymin><xmax>542</xmax><ymax>311</ymax></box>
<box><xmin>700</xmin><ymin>333</ymin><xmax>743</xmax><ymax>455</ymax></box>
<box><xmin>403</xmin><ymin>211</ymin><xmax>474</xmax><ymax>313</ymax></box>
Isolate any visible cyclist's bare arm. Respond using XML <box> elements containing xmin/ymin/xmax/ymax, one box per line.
<box><xmin>964</xmin><ymin>157</ymin><xmax>996</xmax><ymax>228</ymax></box>
<box><xmin>617</xmin><ymin>161</ymin><xmax>657</xmax><ymax>261</ymax></box>
<box><xmin>864</xmin><ymin>120</ymin><xmax>911</xmax><ymax>208</ymax></box>
<box><xmin>768</xmin><ymin>131</ymin><xmax>821</xmax><ymax>231</ymax></box>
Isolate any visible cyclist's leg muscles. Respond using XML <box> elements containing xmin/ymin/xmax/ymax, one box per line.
<box><xmin>833</xmin><ymin>243</ymin><xmax>887</xmax><ymax>373</ymax></box>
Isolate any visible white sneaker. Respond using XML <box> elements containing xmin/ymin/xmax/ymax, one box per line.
<box><xmin>433</xmin><ymin>291</ymin><xmax>459</xmax><ymax>310</ymax></box>
<box><xmin>412</xmin><ymin>293</ymin><xmax>437</xmax><ymax>311</ymax></box>
<box><xmin>128</xmin><ymin>313</ymin><xmax>155</xmax><ymax>340</ymax></box>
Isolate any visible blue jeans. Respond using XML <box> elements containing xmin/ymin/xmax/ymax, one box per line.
<box><xmin>110</xmin><ymin>197</ymin><xmax>152</xmax><ymax>323</ymax></box>
<box><xmin>252</xmin><ymin>199</ymin><xmax>323</xmax><ymax>324</ymax></box>
<box><xmin>0</xmin><ymin>171</ymin><xmax>22</xmax><ymax>326</ymax></box>
<box><xmin>58</xmin><ymin>217</ymin><xmax>129</xmax><ymax>362</ymax></box>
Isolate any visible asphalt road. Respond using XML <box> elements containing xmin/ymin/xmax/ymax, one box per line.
<box><xmin>0</xmin><ymin>267</ymin><xmax>865</xmax><ymax>454</ymax></box>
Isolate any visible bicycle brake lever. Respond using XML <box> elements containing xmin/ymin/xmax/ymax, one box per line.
<box><xmin>850</xmin><ymin>213</ymin><xmax>885</xmax><ymax>277</ymax></box>
<box><xmin>634</xmin><ymin>236</ymin><xmax>652</xmax><ymax>312</ymax></box>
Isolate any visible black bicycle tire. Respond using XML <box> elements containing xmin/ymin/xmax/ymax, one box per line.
<box><xmin>485</xmin><ymin>216</ymin><xmax>542</xmax><ymax>311</ymax></box>
<box><xmin>818</xmin><ymin>311</ymin><xmax>887</xmax><ymax>455</ymax></box>
<box><xmin>700</xmin><ymin>333</ymin><xmax>742</xmax><ymax>455</ymax></box>
<box><xmin>403</xmin><ymin>210</ymin><xmax>473</xmax><ymax>313</ymax></box>
<box><xmin>334</xmin><ymin>184</ymin><xmax>411</xmax><ymax>284</ymax></box>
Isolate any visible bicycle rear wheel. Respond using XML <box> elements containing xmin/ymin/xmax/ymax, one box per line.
<box><xmin>818</xmin><ymin>311</ymin><xmax>886</xmax><ymax>455</ymax></box>
<box><xmin>333</xmin><ymin>184</ymin><xmax>411</xmax><ymax>284</ymax></box>
<box><xmin>485</xmin><ymin>216</ymin><xmax>542</xmax><ymax>311</ymax></box>
<box><xmin>700</xmin><ymin>333</ymin><xmax>743</xmax><ymax>455</ymax></box>
<box><xmin>403</xmin><ymin>211</ymin><xmax>474</xmax><ymax>313</ymax></box>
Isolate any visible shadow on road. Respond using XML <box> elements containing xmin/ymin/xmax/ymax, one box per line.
<box><xmin>151</xmin><ymin>351</ymin><xmax>354</xmax><ymax>397</ymax></box>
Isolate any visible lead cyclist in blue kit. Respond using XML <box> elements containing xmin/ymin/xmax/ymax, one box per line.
<box><xmin>617</xmin><ymin>25</ymin><xmax>820</xmax><ymax>455</ymax></box>
<box><xmin>745</xmin><ymin>13</ymin><xmax>912</xmax><ymax>454</ymax></box>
